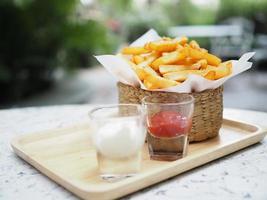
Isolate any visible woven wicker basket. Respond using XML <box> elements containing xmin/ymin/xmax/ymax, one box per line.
<box><xmin>117</xmin><ymin>82</ymin><xmax>223</xmax><ymax>142</ymax></box>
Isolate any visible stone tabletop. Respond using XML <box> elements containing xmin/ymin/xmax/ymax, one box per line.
<box><xmin>1</xmin><ymin>106</ymin><xmax>267</xmax><ymax>200</ymax></box>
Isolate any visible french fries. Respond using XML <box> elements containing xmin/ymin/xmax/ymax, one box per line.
<box><xmin>122</xmin><ymin>46</ymin><xmax>150</xmax><ymax>55</ymax></box>
<box><xmin>145</xmin><ymin>74</ymin><xmax>179</xmax><ymax>89</ymax></box>
<box><xmin>146</xmin><ymin>40</ymin><xmax>179</xmax><ymax>52</ymax></box>
<box><xmin>204</xmin><ymin>53</ymin><xmax>222</xmax><ymax>66</ymax></box>
<box><xmin>121</xmin><ymin>36</ymin><xmax>232</xmax><ymax>89</ymax></box>
<box><xmin>177</xmin><ymin>36</ymin><xmax>188</xmax><ymax>45</ymax></box>
<box><xmin>204</xmin><ymin>71</ymin><xmax>216</xmax><ymax>80</ymax></box>
<box><xmin>206</xmin><ymin>61</ymin><xmax>232</xmax><ymax>79</ymax></box>
<box><xmin>132</xmin><ymin>55</ymin><xmax>145</xmax><ymax>64</ymax></box>
<box><xmin>163</xmin><ymin>70</ymin><xmax>204</xmax><ymax>82</ymax></box>
<box><xmin>151</xmin><ymin>51</ymin><xmax>185</xmax><ymax>70</ymax></box>
<box><xmin>189</xmin><ymin>40</ymin><xmax>200</xmax><ymax>49</ymax></box>
<box><xmin>130</xmin><ymin>64</ymin><xmax>146</xmax><ymax>81</ymax></box>
<box><xmin>159</xmin><ymin>65</ymin><xmax>189</xmax><ymax>74</ymax></box>
<box><xmin>191</xmin><ymin>59</ymin><xmax>207</xmax><ymax>70</ymax></box>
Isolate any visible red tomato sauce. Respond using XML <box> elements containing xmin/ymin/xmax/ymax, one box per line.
<box><xmin>148</xmin><ymin>111</ymin><xmax>191</xmax><ymax>138</ymax></box>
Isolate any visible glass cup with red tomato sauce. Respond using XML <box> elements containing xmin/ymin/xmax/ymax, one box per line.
<box><xmin>142</xmin><ymin>95</ymin><xmax>194</xmax><ymax>161</ymax></box>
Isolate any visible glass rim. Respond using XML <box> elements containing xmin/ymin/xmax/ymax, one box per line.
<box><xmin>89</xmin><ymin>104</ymin><xmax>142</xmax><ymax>120</ymax></box>
<box><xmin>141</xmin><ymin>95</ymin><xmax>194</xmax><ymax>106</ymax></box>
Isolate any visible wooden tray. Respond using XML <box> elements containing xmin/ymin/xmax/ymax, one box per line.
<box><xmin>11</xmin><ymin>119</ymin><xmax>266</xmax><ymax>200</ymax></box>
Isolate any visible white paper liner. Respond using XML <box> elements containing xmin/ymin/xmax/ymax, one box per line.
<box><xmin>95</xmin><ymin>29</ymin><xmax>255</xmax><ymax>93</ymax></box>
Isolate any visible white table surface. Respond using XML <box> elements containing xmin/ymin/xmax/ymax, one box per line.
<box><xmin>1</xmin><ymin>106</ymin><xmax>267</xmax><ymax>200</ymax></box>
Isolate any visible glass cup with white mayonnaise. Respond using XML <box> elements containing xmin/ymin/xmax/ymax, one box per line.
<box><xmin>89</xmin><ymin>104</ymin><xmax>146</xmax><ymax>181</ymax></box>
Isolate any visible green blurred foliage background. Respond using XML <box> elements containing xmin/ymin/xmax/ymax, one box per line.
<box><xmin>0</xmin><ymin>0</ymin><xmax>266</xmax><ymax>102</ymax></box>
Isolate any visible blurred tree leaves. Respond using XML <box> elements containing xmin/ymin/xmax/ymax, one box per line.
<box><xmin>218</xmin><ymin>0</ymin><xmax>267</xmax><ymax>20</ymax></box>
<box><xmin>162</xmin><ymin>0</ymin><xmax>217</xmax><ymax>26</ymax></box>
<box><xmin>0</xmin><ymin>0</ymin><xmax>116</xmax><ymax>101</ymax></box>
<box><xmin>1</xmin><ymin>0</ymin><xmax>267</xmax><ymax>103</ymax></box>
<box><xmin>62</xmin><ymin>20</ymin><xmax>116</xmax><ymax>68</ymax></box>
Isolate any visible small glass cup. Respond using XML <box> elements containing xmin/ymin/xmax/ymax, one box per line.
<box><xmin>142</xmin><ymin>95</ymin><xmax>194</xmax><ymax>161</ymax></box>
<box><xmin>89</xmin><ymin>104</ymin><xmax>146</xmax><ymax>180</ymax></box>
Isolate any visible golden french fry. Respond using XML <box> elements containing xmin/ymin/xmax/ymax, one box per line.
<box><xmin>189</xmin><ymin>40</ymin><xmax>200</xmax><ymax>49</ymax></box>
<box><xmin>175</xmin><ymin>57</ymin><xmax>194</xmax><ymax>66</ymax></box>
<box><xmin>151</xmin><ymin>51</ymin><xmax>186</xmax><ymax>70</ymax></box>
<box><xmin>163</xmin><ymin>72</ymin><xmax>188</xmax><ymax>82</ymax></box>
<box><xmin>188</xmin><ymin>47</ymin><xmax>204</xmax><ymax>60</ymax></box>
<box><xmin>162</xmin><ymin>52</ymin><xmax>169</xmax><ymax>56</ymax></box>
<box><xmin>132</xmin><ymin>55</ymin><xmax>145</xmax><ymax>64</ymax></box>
<box><xmin>138</xmin><ymin>58</ymin><xmax>154</xmax><ymax>68</ymax></box>
<box><xmin>222</xmin><ymin>60</ymin><xmax>232</xmax><ymax>74</ymax></box>
<box><xmin>127</xmin><ymin>60</ymin><xmax>146</xmax><ymax>80</ymax></box>
<box><xmin>130</xmin><ymin>60</ymin><xmax>158</xmax><ymax>81</ymax></box>
<box><xmin>142</xmin><ymin>65</ymin><xmax>158</xmax><ymax>76</ymax></box>
<box><xmin>144</xmin><ymin>51</ymin><xmax>161</xmax><ymax>62</ymax></box>
<box><xmin>144</xmin><ymin>43</ymin><xmax>151</xmax><ymax>50</ymax></box>
<box><xmin>163</xmin><ymin>70</ymin><xmax>204</xmax><ymax>82</ymax></box>
<box><xmin>215</xmin><ymin>65</ymin><xmax>230</xmax><ymax>79</ymax></box>
<box><xmin>203</xmin><ymin>53</ymin><xmax>221</xmax><ymax>66</ymax></box>
<box><xmin>138</xmin><ymin>59</ymin><xmax>156</xmax><ymax>71</ymax></box>
<box><xmin>131</xmin><ymin>65</ymin><xmax>146</xmax><ymax>80</ymax></box>
<box><xmin>203</xmin><ymin>70</ymin><xmax>216</xmax><ymax>80</ymax></box>
<box><xmin>187</xmin><ymin>46</ymin><xmax>221</xmax><ymax>66</ymax></box>
<box><xmin>145</xmin><ymin>74</ymin><xmax>179</xmax><ymax>89</ymax></box>
<box><xmin>137</xmin><ymin>69</ymin><xmax>147</xmax><ymax>80</ymax></box>
<box><xmin>121</xmin><ymin>46</ymin><xmax>150</xmax><ymax>55</ymax></box>
<box><xmin>191</xmin><ymin>59</ymin><xmax>207</xmax><ymax>70</ymax></box>
<box><xmin>200</xmin><ymin>48</ymin><xmax>208</xmax><ymax>53</ymax></box>
<box><xmin>176</xmin><ymin>44</ymin><xmax>184</xmax><ymax>51</ymax></box>
<box><xmin>143</xmin><ymin>79</ymin><xmax>156</xmax><ymax>89</ymax></box>
<box><xmin>191</xmin><ymin>62</ymin><xmax>201</xmax><ymax>70</ymax></box>
<box><xmin>179</xmin><ymin>45</ymin><xmax>188</xmax><ymax>58</ymax></box>
<box><xmin>159</xmin><ymin>65</ymin><xmax>190</xmax><ymax>74</ymax></box>
<box><xmin>148</xmin><ymin>40</ymin><xmax>179</xmax><ymax>52</ymax></box>
<box><xmin>177</xmin><ymin>36</ymin><xmax>188</xmax><ymax>45</ymax></box>
<box><xmin>199</xmin><ymin>59</ymin><xmax>208</xmax><ymax>69</ymax></box>
<box><xmin>206</xmin><ymin>62</ymin><xmax>231</xmax><ymax>79</ymax></box>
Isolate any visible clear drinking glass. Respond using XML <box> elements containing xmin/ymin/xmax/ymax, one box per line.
<box><xmin>142</xmin><ymin>95</ymin><xmax>194</xmax><ymax>161</ymax></box>
<box><xmin>89</xmin><ymin>104</ymin><xmax>146</xmax><ymax>180</ymax></box>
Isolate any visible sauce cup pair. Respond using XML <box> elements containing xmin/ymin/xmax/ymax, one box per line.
<box><xmin>89</xmin><ymin>94</ymin><xmax>194</xmax><ymax>180</ymax></box>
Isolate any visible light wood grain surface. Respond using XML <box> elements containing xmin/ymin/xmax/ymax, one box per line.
<box><xmin>11</xmin><ymin>118</ymin><xmax>266</xmax><ymax>200</ymax></box>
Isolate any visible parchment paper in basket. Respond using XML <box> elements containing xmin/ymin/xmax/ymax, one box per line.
<box><xmin>95</xmin><ymin>29</ymin><xmax>255</xmax><ymax>93</ymax></box>
<box><xmin>94</xmin><ymin>29</ymin><xmax>161</xmax><ymax>86</ymax></box>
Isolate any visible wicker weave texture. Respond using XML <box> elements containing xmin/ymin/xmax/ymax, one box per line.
<box><xmin>117</xmin><ymin>82</ymin><xmax>223</xmax><ymax>142</ymax></box>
